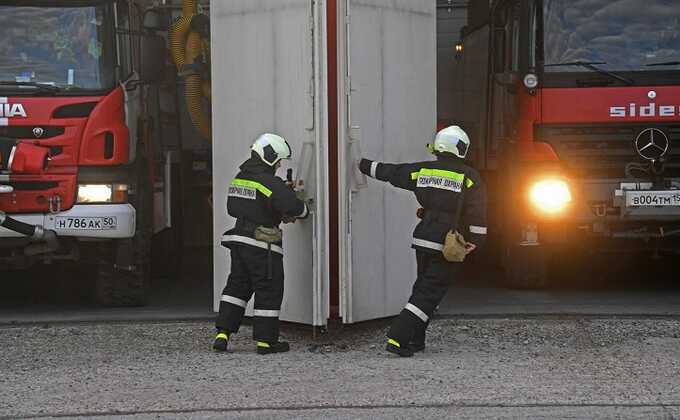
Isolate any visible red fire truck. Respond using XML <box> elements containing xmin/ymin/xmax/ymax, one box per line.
<box><xmin>0</xmin><ymin>1</ymin><xmax>168</xmax><ymax>304</ymax></box>
<box><xmin>455</xmin><ymin>0</ymin><xmax>680</xmax><ymax>287</ymax></box>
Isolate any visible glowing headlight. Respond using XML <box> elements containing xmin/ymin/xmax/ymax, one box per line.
<box><xmin>77</xmin><ymin>184</ymin><xmax>128</xmax><ymax>204</ymax></box>
<box><xmin>77</xmin><ymin>185</ymin><xmax>112</xmax><ymax>203</ymax></box>
<box><xmin>529</xmin><ymin>179</ymin><xmax>572</xmax><ymax>214</ymax></box>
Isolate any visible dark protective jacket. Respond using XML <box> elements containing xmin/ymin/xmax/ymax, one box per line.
<box><xmin>220</xmin><ymin>155</ymin><xmax>308</xmax><ymax>255</ymax></box>
<box><xmin>359</xmin><ymin>155</ymin><xmax>487</xmax><ymax>254</ymax></box>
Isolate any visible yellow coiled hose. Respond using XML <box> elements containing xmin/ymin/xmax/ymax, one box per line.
<box><xmin>184</xmin><ymin>31</ymin><xmax>211</xmax><ymax>140</ymax></box>
<box><xmin>182</xmin><ymin>0</ymin><xmax>196</xmax><ymax>16</ymax></box>
<box><xmin>169</xmin><ymin>0</ymin><xmax>211</xmax><ymax>140</ymax></box>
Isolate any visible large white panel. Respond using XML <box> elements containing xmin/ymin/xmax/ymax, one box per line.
<box><xmin>339</xmin><ymin>0</ymin><xmax>436</xmax><ymax>323</ymax></box>
<box><xmin>211</xmin><ymin>0</ymin><xmax>328</xmax><ymax>326</ymax></box>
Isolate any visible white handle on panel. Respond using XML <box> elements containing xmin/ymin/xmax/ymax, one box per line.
<box><xmin>348</xmin><ymin>126</ymin><xmax>367</xmax><ymax>191</ymax></box>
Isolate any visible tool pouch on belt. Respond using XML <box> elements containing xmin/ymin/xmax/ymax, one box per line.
<box><xmin>442</xmin><ymin>175</ymin><xmax>468</xmax><ymax>263</ymax></box>
<box><xmin>442</xmin><ymin>230</ymin><xmax>467</xmax><ymax>262</ymax></box>
<box><xmin>254</xmin><ymin>226</ymin><xmax>283</xmax><ymax>243</ymax></box>
<box><xmin>254</xmin><ymin>226</ymin><xmax>282</xmax><ymax>280</ymax></box>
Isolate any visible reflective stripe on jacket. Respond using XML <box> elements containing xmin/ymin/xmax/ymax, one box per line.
<box><xmin>221</xmin><ymin>156</ymin><xmax>308</xmax><ymax>253</ymax></box>
<box><xmin>359</xmin><ymin>156</ymin><xmax>487</xmax><ymax>254</ymax></box>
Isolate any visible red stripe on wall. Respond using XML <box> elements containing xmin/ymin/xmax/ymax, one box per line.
<box><xmin>327</xmin><ymin>0</ymin><xmax>339</xmax><ymax>317</ymax></box>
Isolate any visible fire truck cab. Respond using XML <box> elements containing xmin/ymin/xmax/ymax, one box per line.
<box><xmin>455</xmin><ymin>0</ymin><xmax>680</xmax><ymax>287</ymax></box>
<box><xmin>0</xmin><ymin>0</ymin><xmax>167</xmax><ymax>305</ymax></box>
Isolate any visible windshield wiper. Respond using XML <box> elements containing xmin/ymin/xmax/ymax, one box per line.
<box><xmin>645</xmin><ymin>61</ymin><xmax>680</xmax><ymax>67</ymax></box>
<box><xmin>0</xmin><ymin>81</ymin><xmax>61</xmax><ymax>94</ymax></box>
<box><xmin>543</xmin><ymin>61</ymin><xmax>634</xmax><ymax>85</ymax></box>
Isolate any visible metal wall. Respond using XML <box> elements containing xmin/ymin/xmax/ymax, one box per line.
<box><xmin>339</xmin><ymin>0</ymin><xmax>437</xmax><ymax>323</ymax></box>
<box><xmin>212</xmin><ymin>0</ymin><xmax>436</xmax><ymax>325</ymax></box>
<box><xmin>210</xmin><ymin>0</ymin><xmax>329</xmax><ymax>326</ymax></box>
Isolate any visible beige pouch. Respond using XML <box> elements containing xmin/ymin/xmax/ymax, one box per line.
<box><xmin>442</xmin><ymin>230</ymin><xmax>467</xmax><ymax>262</ymax></box>
<box><xmin>254</xmin><ymin>226</ymin><xmax>283</xmax><ymax>244</ymax></box>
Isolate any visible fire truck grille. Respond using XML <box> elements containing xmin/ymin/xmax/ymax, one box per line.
<box><xmin>536</xmin><ymin>123</ymin><xmax>680</xmax><ymax>178</ymax></box>
<box><xmin>0</xmin><ymin>126</ymin><xmax>65</xmax><ymax>140</ymax></box>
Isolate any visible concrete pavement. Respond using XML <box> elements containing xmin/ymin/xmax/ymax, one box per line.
<box><xmin>2</xmin><ymin>318</ymin><xmax>679</xmax><ymax>419</ymax></box>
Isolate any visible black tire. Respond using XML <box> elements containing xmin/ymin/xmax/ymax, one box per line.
<box><xmin>501</xmin><ymin>244</ymin><xmax>547</xmax><ymax>289</ymax></box>
<box><xmin>95</xmin><ymin>236</ymin><xmax>151</xmax><ymax>307</ymax></box>
<box><xmin>94</xmin><ymin>152</ymin><xmax>153</xmax><ymax>307</ymax></box>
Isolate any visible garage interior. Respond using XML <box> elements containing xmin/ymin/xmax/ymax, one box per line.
<box><xmin>1</xmin><ymin>0</ymin><xmax>679</xmax><ymax>325</ymax></box>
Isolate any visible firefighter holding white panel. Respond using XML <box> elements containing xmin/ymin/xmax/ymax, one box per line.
<box><xmin>359</xmin><ymin>126</ymin><xmax>487</xmax><ymax>357</ymax></box>
<box><xmin>214</xmin><ymin>133</ymin><xmax>309</xmax><ymax>355</ymax></box>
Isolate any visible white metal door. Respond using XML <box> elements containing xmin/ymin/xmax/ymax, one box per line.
<box><xmin>211</xmin><ymin>0</ymin><xmax>329</xmax><ymax>326</ymax></box>
<box><xmin>338</xmin><ymin>0</ymin><xmax>437</xmax><ymax>323</ymax></box>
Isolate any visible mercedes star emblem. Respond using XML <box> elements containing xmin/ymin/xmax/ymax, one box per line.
<box><xmin>32</xmin><ymin>127</ymin><xmax>44</xmax><ymax>138</ymax></box>
<box><xmin>634</xmin><ymin>128</ymin><xmax>669</xmax><ymax>161</ymax></box>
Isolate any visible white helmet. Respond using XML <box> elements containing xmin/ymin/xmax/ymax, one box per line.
<box><xmin>429</xmin><ymin>125</ymin><xmax>470</xmax><ymax>159</ymax></box>
<box><xmin>251</xmin><ymin>133</ymin><xmax>292</xmax><ymax>166</ymax></box>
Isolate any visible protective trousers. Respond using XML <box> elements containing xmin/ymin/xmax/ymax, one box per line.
<box><xmin>216</xmin><ymin>244</ymin><xmax>284</xmax><ymax>342</ymax></box>
<box><xmin>388</xmin><ymin>250</ymin><xmax>461</xmax><ymax>347</ymax></box>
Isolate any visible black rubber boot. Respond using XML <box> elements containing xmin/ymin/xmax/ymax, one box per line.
<box><xmin>409</xmin><ymin>318</ymin><xmax>428</xmax><ymax>353</ymax></box>
<box><xmin>256</xmin><ymin>341</ymin><xmax>290</xmax><ymax>355</ymax></box>
<box><xmin>212</xmin><ymin>330</ymin><xmax>230</xmax><ymax>352</ymax></box>
<box><xmin>385</xmin><ymin>338</ymin><xmax>414</xmax><ymax>357</ymax></box>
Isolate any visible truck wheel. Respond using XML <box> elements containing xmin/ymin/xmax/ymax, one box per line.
<box><xmin>95</xmin><ymin>235</ymin><xmax>151</xmax><ymax>307</ymax></box>
<box><xmin>501</xmin><ymin>244</ymin><xmax>547</xmax><ymax>289</ymax></box>
<box><xmin>94</xmin><ymin>151</ymin><xmax>154</xmax><ymax>306</ymax></box>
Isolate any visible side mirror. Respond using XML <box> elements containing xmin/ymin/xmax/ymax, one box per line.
<box><xmin>140</xmin><ymin>35</ymin><xmax>166</xmax><ymax>83</ymax></box>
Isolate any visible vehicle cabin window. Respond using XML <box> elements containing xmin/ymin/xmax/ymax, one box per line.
<box><xmin>543</xmin><ymin>0</ymin><xmax>680</xmax><ymax>72</ymax></box>
<box><xmin>0</xmin><ymin>4</ymin><xmax>116</xmax><ymax>91</ymax></box>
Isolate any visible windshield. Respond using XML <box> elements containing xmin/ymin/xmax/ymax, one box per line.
<box><xmin>543</xmin><ymin>0</ymin><xmax>680</xmax><ymax>73</ymax></box>
<box><xmin>0</xmin><ymin>3</ymin><xmax>115</xmax><ymax>92</ymax></box>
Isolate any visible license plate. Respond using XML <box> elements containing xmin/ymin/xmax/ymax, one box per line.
<box><xmin>625</xmin><ymin>190</ymin><xmax>680</xmax><ymax>207</ymax></box>
<box><xmin>55</xmin><ymin>216</ymin><xmax>117</xmax><ymax>230</ymax></box>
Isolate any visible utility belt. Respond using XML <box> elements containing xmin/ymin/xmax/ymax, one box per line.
<box><xmin>234</xmin><ymin>218</ymin><xmax>282</xmax><ymax>280</ymax></box>
<box><xmin>234</xmin><ymin>219</ymin><xmax>282</xmax><ymax>242</ymax></box>
<box><xmin>234</xmin><ymin>219</ymin><xmax>267</xmax><ymax>233</ymax></box>
<box><xmin>416</xmin><ymin>208</ymin><xmax>468</xmax><ymax>262</ymax></box>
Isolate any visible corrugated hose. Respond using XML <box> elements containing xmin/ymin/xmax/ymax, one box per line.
<box><xmin>168</xmin><ymin>0</ymin><xmax>212</xmax><ymax>141</ymax></box>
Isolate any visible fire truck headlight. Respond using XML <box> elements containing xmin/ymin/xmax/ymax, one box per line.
<box><xmin>529</xmin><ymin>179</ymin><xmax>572</xmax><ymax>214</ymax></box>
<box><xmin>523</xmin><ymin>73</ymin><xmax>539</xmax><ymax>89</ymax></box>
<box><xmin>77</xmin><ymin>184</ymin><xmax>128</xmax><ymax>204</ymax></box>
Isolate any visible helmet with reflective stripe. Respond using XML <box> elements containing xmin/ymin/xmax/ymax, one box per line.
<box><xmin>430</xmin><ymin>125</ymin><xmax>470</xmax><ymax>159</ymax></box>
<box><xmin>251</xmin><ymin>133</ymin><xmax>292</xmax><ymax>166</ymax></box>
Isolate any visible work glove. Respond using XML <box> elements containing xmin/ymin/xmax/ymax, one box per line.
<box><xmin>464</xmin><ymin>242</ymin><xmax>477</xmax><ymax>255</ymax></box>
<box><xmin>358</xmin><ymin>158</ymin><xmax>373</xmax><ymax>176</ymax></box>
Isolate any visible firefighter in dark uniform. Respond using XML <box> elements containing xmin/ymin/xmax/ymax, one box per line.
<box><xmin>359</xmin><ymin>126</ymin><xmax>487</xmax><ymax>357</ymax></box>
<box><xmin>213</xmin><ymin>133</ymin><xmax>309</xmax><ymax>354</ymax></box>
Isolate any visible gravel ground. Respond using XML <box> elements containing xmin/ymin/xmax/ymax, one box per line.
<box><xmin>1</xmin><ymin>317</ymin><xmax>680</xmax><ymax>419</ymax></box>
